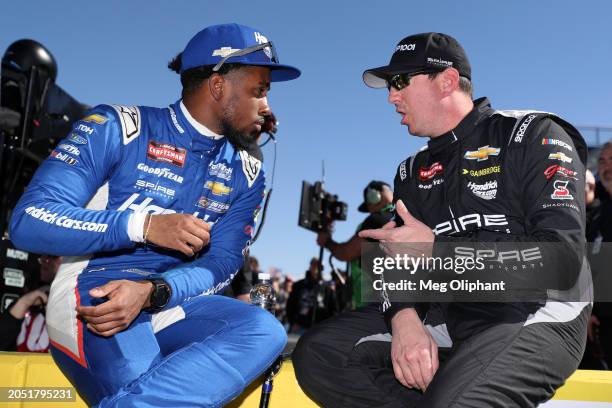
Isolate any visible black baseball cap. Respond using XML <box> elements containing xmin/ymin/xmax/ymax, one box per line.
<box><xmin>358</xmin><ymin>180</ymin><xmax>390</xmax><ymax>212</ymax></box>
<box><xmin>363</xmin><ymin>32</ymin><xmax>471</xmax><ymax>89</ymax></box>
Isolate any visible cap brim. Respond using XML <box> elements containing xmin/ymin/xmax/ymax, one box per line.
<box><xmin>358</xmin><ymin>202</ymin><xmax>368</xmax><ymax>212</ymax></box>
<box><xmin>253</xmin><ymin>63</ymin><xmax>301</xmax><ymax>82</ymax></box>
<box><xmin>362</xmin><ymin>65</ymin><xmax>425</xmax><ymax>88</ymax></box>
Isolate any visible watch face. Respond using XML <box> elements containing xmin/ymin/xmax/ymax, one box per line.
<box><xmin>151</xmin><ymin>281</ymin><xmax>170</xmax><ymax>308</ymax></box>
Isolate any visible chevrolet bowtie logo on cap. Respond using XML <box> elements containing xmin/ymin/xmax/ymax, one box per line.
<box><xmin>464</xmin><ymin>146</ymin><xmax>501</xmax><ymax>162</ymax></box>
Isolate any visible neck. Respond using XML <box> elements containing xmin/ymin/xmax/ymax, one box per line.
<box><xmin>183</xmin><ymin>93</ymin><xmax>222</xmax><ymax>134</ymax></box>
<box><xmin>430</xmin><ymin>94</ymin><xmax>474</xmax><ymax>138</ymax></box>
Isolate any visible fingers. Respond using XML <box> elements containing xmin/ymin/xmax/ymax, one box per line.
<box><xmin>89</xmin><ymin>281</ymin><xmax>121</xmax><ymax>298</ymax></box>
<box><xmin>382</xmin><ymin>220</ymin><xmax>397</xmax><ymax>230</ymax></box>
<box><xmin>358</xmin><ymin>228</ymin><xmax>393</xmax><ymax>241</ymax></box>
<box><xmin>86</xmin><ymin>322</ymin><xmax>125</xmax><ymax>337</ymax></box>
<box><xmin>395</xmin><ymin>200</ymin><xmax>417</xmax><ymax>225</ymax></box>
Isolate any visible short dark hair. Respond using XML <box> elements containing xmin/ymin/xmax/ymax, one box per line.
<box><xmin>168</xmin><ymin>52</ymin><xmax>244</xmax><ymax>95</ymax></box>
<box><xmin>428</xmin><ymin>69</ymin><xmax>473</xmax><ymax>98</ymax></box>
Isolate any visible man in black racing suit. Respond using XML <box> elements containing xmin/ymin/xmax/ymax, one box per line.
<box><xmin>293</xmin><ymin>32</ymin><xmax>591</xmax><ymax>408</ymax></box>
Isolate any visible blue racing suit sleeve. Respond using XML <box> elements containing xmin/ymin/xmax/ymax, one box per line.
<box><xmin>159</xmin><ymin>167</ymin><xmax>265</xmax><ymax>309</ymax></box>
<box><xmin>9</xmin><ymin>105</ymin><xmax>135</xmax><ymax>256</ymax></box>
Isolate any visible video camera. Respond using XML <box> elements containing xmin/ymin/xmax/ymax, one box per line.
<box><xmin>0</xmin><ymin>39</ymin><xmax>89</xmax><ymax>235</ymax></box>
<box><xmin>298</xmin><ymin>181</ymin><xmax>348</xmax><ymax>232</ymax></box>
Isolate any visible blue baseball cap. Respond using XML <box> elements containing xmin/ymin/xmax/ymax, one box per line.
<box><xmin>180</xmin><ymin>23</ymin><xmax>301</xmax><ymax>82</ymax></box>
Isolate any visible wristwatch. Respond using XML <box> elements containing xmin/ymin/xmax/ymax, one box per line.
<box><xmin>144</xmin><ymin>278</ymin><xmax>171</xmax><ymax>312</ymax></box>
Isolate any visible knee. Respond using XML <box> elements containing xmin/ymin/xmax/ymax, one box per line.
<box><xmin>249</xmin><ymin>306</ymin><xmax>287</xmax><ymax>355</ymax></box>
<box><xmin>292</xmin><ymin>329</ymin><xmax>323</xmax><ymax>384</ymax></box>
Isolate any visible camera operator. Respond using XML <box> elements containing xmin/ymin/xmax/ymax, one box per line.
<box><xmin>317</xmin><ymin>180</ymin><xmax>394</xmax><ymax>309</ymax></box>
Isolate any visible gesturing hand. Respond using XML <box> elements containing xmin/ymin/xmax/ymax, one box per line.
<box><xmin>76</xmin><ymin>280</ymin><xmax>153</xmax><ymax>337</ymax></box>
<box><xmin>146</xmin><ymin>214</ymin><xmax>211</xmax><ymax>256</ymax></box>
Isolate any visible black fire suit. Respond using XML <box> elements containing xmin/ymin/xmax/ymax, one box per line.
<box><xmin>293</xmin><ymin>98</ymin><xmax>591</xmax><ymax>408</ymax></box>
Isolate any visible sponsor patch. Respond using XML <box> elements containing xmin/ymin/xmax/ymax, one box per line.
<box><xmin>542</xmin><ymin>202</ymin><xmax>579</xmax><ymax>211</ymax></box>
<box><xmin>134</xmin><ymin>180</ymin><xmax>175</xmax><ymax>198</ymax></box>
<box><xmin>548</xmin><ymin>152</ymin><xmax>573</xmax><ymax>163</ymax></box>
<box><xmin>418</xmin><ymin>179</ymin><xmax>444</xmax><ymax>189</ymax></box>
<box><xmin>206</xmin><ymin>200</ymin><xmax>230</xmax><ymax>213</ymax></box>
<box><xmin>57</xmin><ymin>143</ymin><xmax>80</xmax><ymax>156</ymax></box>
<box><xmin>147</xmin><ymin>141</ymin><xmax>186</xmax><ymax>168</ymax></box>
<box><xmin>419</xmin><ymin>162</ymin><xmax>443</xmax><ymax>181</ymax></box>
<box><xmin>208</xmin><ymin>162</ymin><xmax>233</xmax><ymax>181</ymax></box>
<box><xmin>244</xmin><ymin>225</ymin><xmax>254</xmax><ymax>236</ymax></box>
<box><xmin>50</xmin><ymin>150</ymin><xmax>78</xmax><ymax>166</ymax></box>
<box><xmin>212</xmin><ymin>46</ymin><xmax>241</xmax><ymax>57</ymax></box>
<box><xmin>82</xmin><ymin>113</ymin><xmax>108</xmax><ymax>125</ymax></box>
<box><xmin>514</xmin><ymin>114</ymin><xmax>537</xmax><ymax>143</ymax></box>
<box><xmin>463</xmin><ymin>165</ymin><xmax>501</xmax><ymax>177</ymax></box>
<box><xmin>76</xmin><ymin>124</ymin><xmax>94</xmax><ymax>135</ymax></box>
<box><xmin>399</xmin><ymin>160</ymin><xmax>407</xmax><ymax>181</ymax></box>
<box><xmin>136</xmin><ymin>163</ymin><xmax>183</xmax><ymax>184</ymax></box>
<box><xmin>551</xmin><ymin>180</ymin><xmax>574</xmax><ymax>200</ymax></box>
<box><xmin>464</xmin><ymin>146</ymin><xmax>501</xmax><ymax>161</ymax></box>
<box><xmin>542</xmin><ymin>138</ymin><xmax>573</xmax><ymax>152</ymax></box>
<box><xmin>434</xmin><ymin>214</ymin><xmax>508</xmax><ymax>235</ymax></box>
<box><xmin>205</xmin><ymin>181</ymin><xmax>232</xmax><ymax>196</ymax></box>
<box><xmin>24</xmin><ymin>206</ymin><xmax>108</xmax><ymax>232</ymax></box>
<box><xmin>467</xmin><ymin>180</ymin><xmax>498</xmax><ymax>200</ymax></box>
<box><xmin>238</xmin><ymin>150</ymin><xmax>262</xmax><ymax>188</ymax></box>
<box><xmin>544</xmin><ymin>165</ymin><xmax>578</xmax><ymax>180</ymax></box>
<box><xmin>6</xmin><ymin>248</ymin><xmax>28</xmax><ymax>261</ymax></box>
<box><xmin>3</xmin><ymin>268</ymin><xmax>25</xmax><ymax>288</ymax></box>
<box><xmin>112</xmin><ymin>105</ymin><xmax>141</xmax><ymax>145</ymax></box>
<box><xmin>67</xmin><ymin>133</ymin><xmax>88</xmax><ymax>145</ymax></box>
<box><xmin>168</xmin><ymin>106</ymin><xmax>184</xmax><ymax>134</ymax></box>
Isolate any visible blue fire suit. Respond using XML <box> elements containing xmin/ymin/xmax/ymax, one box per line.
<box><xmin>9</xmin><ymin>101</ymin><xmax>286</xmax><ymax>407</ymax></box>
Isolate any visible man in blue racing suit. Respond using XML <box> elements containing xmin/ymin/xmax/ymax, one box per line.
<box><xmin>9</xmin><ymin>23</ymin><xmax>300</xmax><ymax>407</ymax></box>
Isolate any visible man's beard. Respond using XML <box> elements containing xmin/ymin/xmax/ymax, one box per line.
<box><xmin>220</xmin><ymin>119</ymin><xmax>257</xmax><ymax>151</ymax></box>
<box><xmin>220</xmin><ymin>97</ymin><xmax>258</xmax><ymax>151</ymax></box>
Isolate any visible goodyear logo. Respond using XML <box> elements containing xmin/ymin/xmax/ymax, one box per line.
<box><xmin>205</xmin><ymin>181</ymin><xmax>232</xmax><ymax>196</ymax></box>
<box><xmin>464</xmin><ymin>146</ymin><xmax>500</xmax><ymax>162</ymax></box>
<box><xmin>82</xmin><ymin>113</ymin><xmax>108</xmax><ymax>125</ymax></box>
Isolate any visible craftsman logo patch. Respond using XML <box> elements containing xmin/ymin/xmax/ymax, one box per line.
<box><xmin>419</xmin><ymin>162</ymin><xmax>443</xmax><ymax>181</ymax></box>
<box><xmin>147</xmin><ymin>141</ymin><xmax>186</xmax><ymax>168</ymax></box>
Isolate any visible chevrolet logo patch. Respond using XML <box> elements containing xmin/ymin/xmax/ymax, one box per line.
<box><xmin>464</xmin><ymin>146</ymin><xmax>500</xmax><ymax>161</ymax></box>
<box><xmin>205</xmin><ymin>181</ymin><xmax>232</xmax><ymax>196</ymax></box>
<box><xmin>82</xmin><ymin>113</ymin><xmax>108</xmax><ymax>125</ymax></box>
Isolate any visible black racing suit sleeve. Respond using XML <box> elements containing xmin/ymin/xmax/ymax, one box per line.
<box><xmin>435</xmin><ymin>118</ymin><xmax>586</xmax><ymax>294</ymax></box>
<box><xmin>382</xmin><ymin>160</ymin><xmax>430</xmax><ymax>330</ymax></box>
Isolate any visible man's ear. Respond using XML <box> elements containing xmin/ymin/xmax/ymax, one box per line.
<box><xmin>439</xmin><ymin>68</ymin><xmax>460</xmax><ymax>96</ymax></box>
<box><xmin>208</xmin><ymin>73</ymin><xmax>225</xmax><ymax>101</ymax></box>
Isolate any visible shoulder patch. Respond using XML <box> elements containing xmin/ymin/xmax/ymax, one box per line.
<box><xmin>111</xmin><ymin>105</ymin><xmax>141</xmax><ymax>145</ymax></box>
<box><xmin>399</xmin><ymin>160</ymin><xmax>407</xmax><ymax>181</ymax></box>
<box><xmin>238</xmin><ymin>150</ymin><xmax>262</xmax><ymax>188</ymax></box>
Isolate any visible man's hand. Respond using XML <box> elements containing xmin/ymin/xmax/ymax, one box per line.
<box><xmin>76</xmin><ymin>280</ymin><xmax>154</xmax><ymax>337</ymax></box>
<box><xmin>359</xmin><ymin>200</ymin><xmax>434</xmax><ymax>257</ymax></box>
<box><xmin>390</xmin><ymin>308</ymin><xmax>439</xmax><ymax>391</ymax></box>
<box><xmin>9</xmin><ymin>287</ymin><xmax>49</xmax><ymax>319</ymax></box>
<box><xmin>146</xmin><ymin>214</ymin><xmax>211</xmax><ymax>256</ymax></box>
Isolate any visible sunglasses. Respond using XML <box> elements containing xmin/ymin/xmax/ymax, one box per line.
<box><xmin>212</xmin><ymin>41</ymin><xmax>278</xmax><ymax>72</ymax></box>
<box><xmin>386</xmin><ymin>70</ymin><xmax>440</xmax><ymax>91</ymax></box>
